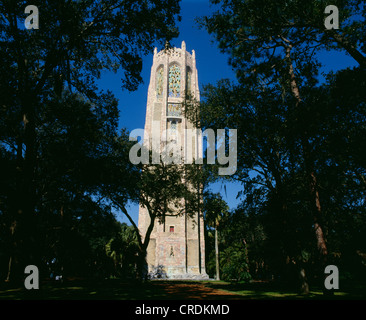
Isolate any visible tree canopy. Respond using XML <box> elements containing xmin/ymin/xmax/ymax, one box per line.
<box><xmin>197</xmin><ymin>0</ymin><xmax>366</xmax><ymax>293</ymax></box>
<box><xmin>0</xmin><ymin>0</ymin><xmax>181</xmax><ymax>282</ymax></box>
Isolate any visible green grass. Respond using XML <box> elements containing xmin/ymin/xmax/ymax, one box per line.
<box><xmin>202</xmin><ymin>280</ymin><xmax>365</xmax><ymax>300</ymax></box>
<box><xmin>0</xmin><ymin>279</ymin><xmax>167</xmax><ymax>300</ymax></box>
<box><xmin>0</xmin><ymin>279</ymin><xmax>364</xmax><ymax>300</ymax></box>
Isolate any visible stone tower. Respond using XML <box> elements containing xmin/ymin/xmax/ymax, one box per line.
<box><xmin>138</xmin><ymin>41</ymin><xmax>208</xmax><ymax>279</ymax></box>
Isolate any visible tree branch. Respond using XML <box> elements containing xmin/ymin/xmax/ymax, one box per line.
<box><xmin>327</xmin><ymin>30</ymin><xmax>366</xmax><ymax>68</ymax></box>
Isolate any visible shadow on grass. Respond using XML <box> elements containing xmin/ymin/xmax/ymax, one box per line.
<box><xmin>0</xmin><ymin>279</ymin><xmax>365</xmax><ymax>300</ymax></box>
<box><xmin>203</xmin><ymin>280</ymin><xmax>366</xmax><ymax>300</ymax></box>
<box><xmin>0</xmin><ymin>279</ymin><xmax>164</xmax><ymax>300</ymax></box>
<box><xmin>0</xmin><ymin>278</ymin><xmax>240</xmax><ymax>300</ymax></box>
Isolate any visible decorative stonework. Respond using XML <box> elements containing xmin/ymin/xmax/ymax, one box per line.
<box><xmin>168</xmin><ymin>64</ymin><xmax>181</xmax><ymax>98</ymax></box>
<box><xmin>156</xmin><ymin>66</ymin><xmax>164</xmax><ymax>99</ymax></box>
<box><xmin>186</xmin><ymin>68</ymin><xmax>192</xmax><ymax>96</ymax></box>
<box><xmin>167</xmin><ymin>103</ymin><xmax>182</xmax><ymax>118</ymax></box>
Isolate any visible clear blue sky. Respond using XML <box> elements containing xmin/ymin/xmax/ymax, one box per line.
<box><xmin>98</xmin><ymin>0</ymin><xmax>358</xmax><ymax>224</ymax></box>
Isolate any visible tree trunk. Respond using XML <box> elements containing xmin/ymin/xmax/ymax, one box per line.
<box><xmin>19</xmin><ymin>94</ymin><xmax>39</xmax><ymax>273</ymax></box>
<box><xmin>6</xmin><ymin>256</ymin><xmax>13</xmax><ymax>282</ymax></box>
<box><xmin>299</xmin><ymin>267</ymin><xmax>310</xmax><ymax>295</ymax></box>
<box><xmin>7</xmin><ymin>95</ymin><xmax>38</xmax><ymax>282</ymax></box>
<box><xmin>197</xmin><ymin>179</ymin><xmax>202</xmax><ymax>274</ymax></box>
<box><xmin>310</xmin><ymin>171</ymin><xmax>328</xmax><ymax>258</ymax></box>
<box><xmin>328</xmin><ymin>30</ymin><xmax>366</xmax><ymax>68</ymax></box>
<box><xmin>215</xmin><ymin>225</ymin><xmax>220</xmax><ymax>281</ymax></box>
<box><xmin>137</xmin><ymin>252</ymin><xmax>148</xmax><ymax>281</ymax></box>
<box><xmin>139</xmin><ymin>209</ymin><xmax>156</xmax><ymax>281</ymax></box>
<box><xmin>114</xmin><ymin>200</ymin><xmax>151</xmax><ymax>281</ymax></box>
<box><xmin>284</xmin><ymin>39</ymin><xmax>329</xmax><ymax>293</ymax></box>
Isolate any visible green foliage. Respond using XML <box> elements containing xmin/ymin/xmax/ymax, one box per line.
<box><xmin>105</xmin><ymin>223</ymin><xmax>140</xmax><ymax>279</ymax></box>
<box><xmin>0</xmin><ymin>0</ymin><xmax>181</xmax><ymax>281</ymax></box>
<box><xmin>201</xmin><ymin>0</ymin><xmax>366</xmax><ymax>75</ymax></box>
<box><xmin>220</xmin><ymin>243</ymin><xmax>251</xmax><ymax>283</ymax></box>
<box><xmin>204</xmin><ymin>191</ymin><xmax>229</xmax><ymax>228</ymax></box>
<box><xmin>198</xmin><ymin>0</ymin><xmax>366</xmax><ymax>289</ymax></box>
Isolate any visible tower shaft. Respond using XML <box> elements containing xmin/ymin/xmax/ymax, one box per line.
<box><xmin>138</xmin><ymin>42</ymin><xmax>208</xmax><ymax>279</ymax></box>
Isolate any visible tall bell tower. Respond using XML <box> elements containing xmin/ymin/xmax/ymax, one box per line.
<box><xmin>138</xmin><ymin>41</ymin><xmax>208</xmax><ymax>279</ymax></box>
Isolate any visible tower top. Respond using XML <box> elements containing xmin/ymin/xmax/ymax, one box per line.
<box><xmin>150</xmin><ymin>40</ymin><xmax>199</xmax><ymax>103</ymax></box>
<box><xmin>153</xmin><ymin>41</ymin><xmax>196</xmax><ymax>59</ymax></box>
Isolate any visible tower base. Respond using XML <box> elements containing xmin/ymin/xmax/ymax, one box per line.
<box><xmin>148</xmin><ymin>265</ymin><xmax>209</xmax><ymax>280</ymax></box>
<box><xmin>167</xmin><ymin>273</ymin><xmax>210</xmax><ymax>280</ymax></box>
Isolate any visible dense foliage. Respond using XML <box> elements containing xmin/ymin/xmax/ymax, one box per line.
<box><xmin>0</xmin><ymin>0</ymin><xmax>181</xmax><ymax>282</ymax></box>
<box><xmin>199</xmin><ymin>0</ymin><xmax>366</xmax><ymax>292</ymax></box>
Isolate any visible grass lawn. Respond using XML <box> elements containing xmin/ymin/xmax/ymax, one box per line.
<box><xmin>0</xmin><ymin>279</ymin><xmax>364</xmax><ymax>300</ymax></box>
<box><xmin>203</xmin><ymin>280</ymin><xmax>365</xmax><ymax>300</ymax></box>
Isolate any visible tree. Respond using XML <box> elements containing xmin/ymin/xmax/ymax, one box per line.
<box><xmin>0</xmin><ymin>0</ymin><xmax>181</xmax><ymax>281</ymax></box>
<box><xmin>105</xmin><ymin>157</ymin><xmax>195</xmax><ymax>280</ymax></box>
<box><xmin>220</xmin><ymin>242</ymin><xmax>251</xmax><ymax>283</ymax></box>
<box><xmin>105</xmin><ymin>223</ymin><xmax>140</xmax><ymax>278</ymax></box>
<box><xmin>0</xmin><ymin>89</ymin><xmax>123</xmax><ymax>281</ymax></box>
<box><xmin>203</xmin><ymin>192</ymin><xmax>229</xmax><ymax>280</ymax></box>
<box><xmin>198</xmin><ymin>0</ymin><xmax>366</xmax><ymax>293</ymax></box>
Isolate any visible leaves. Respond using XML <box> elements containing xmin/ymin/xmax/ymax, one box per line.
<box><xmin>105</xmin><ymin>223</ymin><xmax>140</xmax><ymax>278</ymax></box>
<box><xmin>198</xmin><ymin>0</ymin><xmax>366</xmax><ymax>285</ymax></box>
<box><xmin>0</xmin><ymin>0</ymin><xmax>181</xmax><ymax>280</ymax></box>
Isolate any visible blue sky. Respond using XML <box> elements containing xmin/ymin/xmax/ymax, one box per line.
<box><xmin>98</xmin><ymin>0</ymin><xmax>358</xmax><ymax>224</ymax></box>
